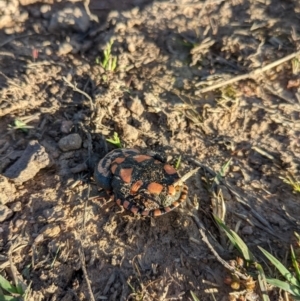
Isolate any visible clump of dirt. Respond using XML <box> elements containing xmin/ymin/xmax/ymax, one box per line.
<box><xmin>1</xmin><ymin>0</ymin><xmax>300</xmax><ymax>300</ymax></box>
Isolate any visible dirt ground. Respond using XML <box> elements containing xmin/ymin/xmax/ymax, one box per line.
<box><xmin>1</xmin><ymin>0</ymin><xmax>300</xmax><ymax>300</ymax></box>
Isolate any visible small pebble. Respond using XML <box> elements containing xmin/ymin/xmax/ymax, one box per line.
<box><xmin>126</xmin><ymin>96</ymin><xmax>144</xmax><ymax>115</ymax></box>
<box><xmin>58</xmin><ymin>133</ymin><xmax>82</xmax><ymax>151</ymax></box>
<box><xmin>48</xmin><ymin>6</ymin><xmax>90</xmax><ymax>33</ymax></box>
<box><xmin>40</xmin><ymin>4</ymin><xmax>51</xmax><ymax>15</ymax></box>
<box><xmin>15</xmin><ymin>219</ymin><xmax>24</xmax><ymax>228</ymax></box>
<box><xmin>123</xmin><ymin>124</ymin><xmax>139</xmax><ymax>141</ymax></box>
<box><xmin>70</xmin><ymin>163</ymin><xmax>87</xmax><ymax>173</ymax></box>
<box><xmin>10</xmin><ymin>201</ymin><xmax>22</xmax><ymax>212</ymax></box>
<box><xmin>241</xmin><ymin>226</ymin><xmax>253</xmax><ymax>235</ymax></box>
<box><xmin>0</xmin><ymin>205</ymin><xmax>13</xmax><ymax>222</ymax></box>
<box><xmin>0</xmin><ymin>175</ymin><xmax>16</xmax><ymax>204</ymax></box>
<box><xmin>4</xmin><ymin>140</ymin><xmax>50</xmax><ymax>184</ymax></box>
<box><xmin>57</xmin><ymin>42</ymin><xmax>73</xmax><ymax>56</ymax></box>
<box><xmin>60</xmin><ymin>120</ymin><xmax>73</xmax><ymax>134</ymax></box>
<box><xmin>128</xmin><ymin>43</ymin><xmax>136</xmax><ymax>53</ymax></box>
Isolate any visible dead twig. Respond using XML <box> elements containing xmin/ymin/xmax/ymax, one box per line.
<box><xmin>155</xmin><ymin>0</ymin><xmax>225</xmax><ymax>8</ymax></box>
<box><xmin>62</xmin><ymin>76</ymin><xmax>95</xmax><ymax>112</ymax></box>
<box><xmin>190</xmin><ymin>213</ymin><xmax>249</xmax><ymax>281</ymax></box>
<box><xmin>83</xmin><ymin>0</ymin><xmax>99</xmax><ymax>22</ymax></box>
<box><xmin>78</xmin><ymin>247</ymin><xmax>96</xmax><ymax>301</ymax></box>
<box><xmin>196</xmin><ymin>50</ymin><xmax>300</xmax><ymax>93</ymax></box>
<box><xmin>0</xmin><ymin>33</ymin><xmax>38</xmax><ymax>48</ymax></box>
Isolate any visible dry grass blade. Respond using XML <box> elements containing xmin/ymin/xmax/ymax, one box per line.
<box><xmin>255</xmin><ymin>263</ymin><xmax>271</xmax><ymax>301</ymax></box>
<box><xmin>190</xmin><ymin>213</ymin><xmax>249</xmax><ymax>281</ymax></box>
<box><xmin>78</xmin><ymin>247</ymin><xmax>96</xmax><ymax>301</ymax></box>
<box><xmin>196</xmin><ymin>50</ymin><xmax>300</xmax><ymax>93</ymax></box>
<box><xmin>174</xmin><ymin>166</ymin><xmax>200</xmax><ymax>193</ymax></box>
<box><xmin>62</xmin><ymin>76</ymin><xmax>94</xmax><ymax>112</ymax></box>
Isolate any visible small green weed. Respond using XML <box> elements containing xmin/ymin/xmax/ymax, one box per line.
<box><xmin>0</xmin><ymin>274</ymin><xmax>25</xmax><ymax>301</ymax></box>
<box><xmin>221</xmin><ymin>85</ymin><xmax>237</xmax><ymax>99</ymax></box>
<box><xmin>8</xmin><ymin>119</ymin><xmax>34</xmax><ymax>133</ymax></box>
<box><xmin>96</xmin><ymin>39</ymin><xmax>118</xmax><ymax>72</ymax></box>
<box><xmin>106</xmin><ymin>132</ymin><xmax>122</xmax><ymax>148</ymax></box>
<box><xmin>211</xmin><ymin>158</ymin><xmax>232</xmax><ymax>188</ymax></box>
<box><xmin>280</xmin><ymin>175</ymin><xmax>300</xmax><ymax>193</ymax></box>
<box><xmin>174</xmin><ymin>155</ymin><xmax>182</xmax><ymax>170</ymax></box>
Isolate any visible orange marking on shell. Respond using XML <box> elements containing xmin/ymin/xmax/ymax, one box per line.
<box><xmin>130</xmin><ymin>206</ymin><xmax>139</xmax><ymax>214</ymax></box>
<box><xmin>122</xmin><ymin>200</ymin><xmax>130</xmax><ymax>209</ymax></box>
<box><xmin>164</xmin><ymin>207</ymin><xmax>172</xmax><ymax>212</ymax></box>
<box><xmin>164</xmin><ymin>164</ymin><xmax>177</xmax><ymax>175</ymax></box>
<box><xmin>119</xmin><ymin>167</ymin><xmax>133</xmax><ymax>183</ymax></box>
<box><xmin>130</xmin><ymin>180</ymin><xmax>143</xmax><ymax>194</ymax></box>
<box><xmin>168</xmin><ymin>185</ymin><xmax>176</xmax><ymax>195</ymax></box>
<box><xmin>112</xmin><ymin>157</ymin><xmax>125</xmax><ymax>164</ymax></box>
<box><xmin>110</xmin><ymin>164</ymin><xmax>118</xmax><ymax>174</ymax></box>
<box><xmin>154</xmin><ymin>160</ymin><xmax>161</xmax><ymax>164</ymax></box>
<box><xmin>147</xmin><ymin>182</ymin><xmax>163</xmax><ymax>194</ymax></box>
<box><xmin>171</xmin><ymin>201</ymin><xmax>179</xmax><ymax>207</ymax></box>
<box><xmin>153</xmin><ymin>209</ymin><xmax>162</xmax><ymax>217</ymax></box>
<box><xmin>133</xmin><ymin>155</ymin><xmax>152</xmax><ymax>162</ymax></box>
<box><xmin>142</xmin><ymin>210</ymin><xmax>150</xmax><ymax>216</ymax></box>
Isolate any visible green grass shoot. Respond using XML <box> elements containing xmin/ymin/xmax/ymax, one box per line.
<box><xmin>280</xmin><ymin>175</ymin><xmax>300</xmax><ymax>193</ymax></box>
<box><xmin>106</xmin><ymin>132</ymin><xmax>122</xmax><ymax>148</ymax></box>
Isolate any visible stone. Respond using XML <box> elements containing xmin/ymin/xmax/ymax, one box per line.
<box><xmin>123</xmin><ymin>124</ymin><xmax>139</xmax><ymax>141</ymax></box>
<box><xmin>42</xmin><ymin>206</ymin><xmax>64</xmax><ymax>222</ymax></box>
<box><xmin>70</xmin><ymin>163</ymin><xmax>87</xmax><ymax>173</ymax></box>
<box><xmin>10</xmin><ymin>201</ymin><xmax>22</xmax><ymax>212</ymax></box>
<box><xmin>128</xmin><ymin>43</ymin><xmax>136</xmax><ymax>53</ymax></box>
<box><xmin>0</xmin><ymin>205</ymin><xmax>13</xmax><ymax>222</ymax></box>
<box><xmin>60</xmin><ymin>120</ymin><xmax>73</xmax><ymax>134</ymax></box>
<box><xmin>48</xmin><ymin>6</ymin><xmax>90</xmax><ymax>33</ymax></box>
<box><xmin>127</xmin><ymin>96</ymin><xmax>144</xmax><ymax>115</ymax></box>
<box><xmin>241</xmin><ymin>226</ymin><xmax>253</xmax><ymax>235</ymax></box>
<box><xmin>0</xmin><ymin>175</ymin><xmax>16</xmax><ymax>204</ymax></box>
<box><xmin>41</xmin><ymin>225</ymin><xmax>61</xmax><ymax>238</ymax></box>
<box><xmin>58</xmin><ymin>133</ymin><xmax>82</xmax><ymax>151</ymax></box>
<box><xmin>40</xmin><ymin>4</ymin><xmax>51</xmax><ymax>16</ymax></box>
<box><xmin>57</xmin><ymin>42</ymin><xmax>73</xmax><ymax>56</ymax></box>
<box><xmin>4</xmin><ymin>141</ymin><xmax>50</xmax><ymax>184</ymax></box>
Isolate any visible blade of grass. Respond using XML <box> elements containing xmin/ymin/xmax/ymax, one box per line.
<box><xmin>175</xmin><ymin>155</ymin><xmax>182</xmax><ymax>170</ymax></box>
<box><xmin>214</xmin><ymin>215</ymin><xmax>255</xmax><ymax>262</ymax></box>
<box><xmin>0</xmin><ymin>275</ymin><xmax>18</xmax><ymax>294</ymax></box>
<box><xmin>291</xmin><ymin>245</ymin><xmax>300</xmax><ymax>282</ymax></box>
<box><xmin>258</xmin><ymin>246</ymin><xmax>300</xmax><ymax>287</ymax></box>
<box><xmin>255</xmin><ymin>262</ymin><xmax>270</xmax><ymax>301</ymax></box>
<box><xmin>212</xmin><ymin>158</ymin><xmax>232</xmax><ymax>186</ymax></box>
<box><xmin>50</xmin><ymin>246</ymin><xmax>61</xmax><ymax>269</ymax></box>
<box><xmin>266</xmin><ymin>278</ymin><xmax>300</xmax><ymax>298</ymax></box>
<box><xmin>190</xmin><ymin>291</ymin><xmax>200</xmax><ymax>301</ymax></box>
<box><xmin>127</xmin><ymin>281</ymin><xmax>136</xmax><ymax>293</ymax></box>
<box><xmin>15</xmin><ymin>283</ymin><xmax>24</xmax><ymax>295</ymax></box>
<box><xmin>106</xmin><ymin>132</ymin><xmax>122</xmax><ymax>148</ymax></box>
<box><xmin>112</xmin><ymin>56</ymin><xmax>117</xmax><ymax>71</ymax></box>
<box><xmin>0</xmin><ymin>296</ymin><xmax>19</xmax><ymax>301</ymax></box>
